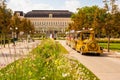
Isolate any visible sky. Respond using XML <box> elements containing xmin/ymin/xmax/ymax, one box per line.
<box><xmin>6</xmin><ymin>0</ymin><xmax>120</xmax><ymax>13</ymax></box>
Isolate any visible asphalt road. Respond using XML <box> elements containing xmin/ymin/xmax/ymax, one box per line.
<box><xmin>58</xmin><ymin>40</ymin><xmax>120</xmax><ymax>80</ymax></box>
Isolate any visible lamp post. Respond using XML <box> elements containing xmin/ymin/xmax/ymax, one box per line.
<box><xmin>10</xmin><ymin>27</ymin><xmax>18</xmax><ymax>46</ymax></box>
<box><xmin>15</xmin><ymin>27</ymin><xmax>18</xmax><ymax>40</ymax></box>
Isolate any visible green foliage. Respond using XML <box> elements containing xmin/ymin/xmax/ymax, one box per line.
<box><xmin>21</xmin><ymin>18</ymin><xmax>35</xmax><ymax>34</ymax></box>
<box><xmin>69</xmin><ymin>6</ymin><xmax>106</xmax><ymax>31</ymax></box>
<box><xmin>0</xmin><ymin>6</ymin><xmax>12</xmax><ymax>34</ymax></box>
<box><xmin>0</xmin><ymin>39</ymin><xmax>99</xmax><ymax>80</ymax></box>
<box><xmin>0</xmin><ymin>4</ymin><xmax>12</xmax><ymax>47</ymax></box>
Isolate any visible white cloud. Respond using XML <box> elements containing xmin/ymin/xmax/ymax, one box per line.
<box><xmin>117</xmin><ymin>1</ymin><xmax>120</xmax><ymax>10</ymax></box>
<box><xmin>7</xmin><ymin>0</ymin><xmax>53</xmax><ymax>13</ymax></box>
<box><xmin>7</xmin><ymin>0</ymin><xmax>119</xmax><ymax>13</ymax></box>
<box><xmin>7</xmin><ymin>0</ymin><xmax>81</xmax><ymax>13</ymax></box>
<box><xmin>7</xmin><ymin>0</ymin><xmax>30</xmax><ymax>12</ymax></box>
<box><xmin>63</xmin><ymin>0</ymin><xmax>80</xmax><ymax>12</ymax></box>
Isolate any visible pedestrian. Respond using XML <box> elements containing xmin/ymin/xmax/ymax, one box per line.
<box><xmin>50</xmin><ymin>34</ymin><xmax>52</xmax><ymax>39</ymax></box>
<box><xmin>12</xmin><ymin>38</ymin><xmax>15</xmax><ymax>46</ymax></box>
<box><xmin>52</xmin><ymin>33</ymin><xmax>54</xmax><ymax>39</ymax></box>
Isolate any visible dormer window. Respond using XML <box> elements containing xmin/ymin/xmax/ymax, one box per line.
<box><xmin>16</xmin><ymin>13</ymin><xmax>20</xmax><ymax>16</ymax></box>
<box><xmin>49</xmin><ymin>14</ymin><xmax>53</xmax><ymax>18</ymax></box>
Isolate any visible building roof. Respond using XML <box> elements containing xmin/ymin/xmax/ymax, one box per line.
<box><xmin>24</xmin><ymin>10</ymin><xmax>73</xmax><ymax>18</ymax></box>
<box><xmin>14</xmin><ymin>11</ymin><xmax>24</xmax><ymax>16</ymax></box>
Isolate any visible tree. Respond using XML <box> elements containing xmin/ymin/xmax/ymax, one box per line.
<box><xmin>9</xmin><ymin>13</ymin><xmax>35</xmax><ymax>40</ymax></box>
<box><xmin>20</xmin><ymin>19</ymin><xmax>34</xmax><ymax>34</ymax></box>
<box><xmin>0</xmin><ymin>1</ymin><xmax>12</xmax><ymax>47</ymax></box>
<box><xmin>69</xmin><ymin>6</ymin><xmax>106</xmax><ymax>35</ymax></box>
<box><xmin>0</xmin><ymin>0</ymin><xmax>35</xmax><ymax>46</ymax></box>
<box><xmin>92</xmin><ymin>7</ymin><xmax>107</xmax><ymax>38</ymax></box>
<box><xmin>103</xmin><ymin>0</ymin><xmax>119</xmax><ymax>52</ymax></box>
<box><xmin>19</xmin><ymin>18</ymin><xmax>34</xmax><ymax>40</ymax></box>
<box><xmin>9</xmin><ymin>14</ymin><xmax>22</xmax><ymax>39</ymax></box>
<box><xmin>113</xmin><ymin>12</ymin><xmax>120</xmax><ymax>37</ymax></box>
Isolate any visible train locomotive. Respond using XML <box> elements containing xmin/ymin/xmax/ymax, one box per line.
<box><xmin>66</xmin><ymin>29</ymin><xmax>103</xmax><ymax>55</ymax></box>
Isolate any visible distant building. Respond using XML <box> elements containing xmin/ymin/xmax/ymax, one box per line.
<box><xmin>14</xmin><ymin>11</ymin><xmax>24</xmax><ymax>19</ymax></box>
<box><xmin>15</xmin><ymin>10</ymin><xmax>73</xmax><ymax>37</ymax></box>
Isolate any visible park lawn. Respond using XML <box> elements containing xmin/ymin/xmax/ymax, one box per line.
<box><xmin>99</xmin><ymin>43</ymin><xmax>120</xmax><ymax>51</ymax></box>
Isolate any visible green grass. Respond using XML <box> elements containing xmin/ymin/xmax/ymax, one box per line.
<box><xmin>0</xmin><ymin>39</ymin><xmax>99</xmax><ymax>80</ymax></box>
<box><xmin>99</xmin><ymin>43</ymin><xmax>120</xmax><ymax>51</ymax></box>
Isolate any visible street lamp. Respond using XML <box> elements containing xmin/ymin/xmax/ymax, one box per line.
<box><xmin>15</xmin><ymin>27</ymin><xmax>18</xmax><ymax>39</ymax></box>
<box><xmin>10</xmin><ymin>27</ymin><xmax>18</xmax><ymax>46</ymax></box>
<box><xmin>10</xmin><ymin>27</ymin><xmax>13</xmax><ymax>39</ymax></box>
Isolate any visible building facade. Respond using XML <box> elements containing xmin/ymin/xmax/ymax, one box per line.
<box><xmin>15</xmin><ymin>10</ymin><xmax>73</xmax><ymax>37</ymax></box>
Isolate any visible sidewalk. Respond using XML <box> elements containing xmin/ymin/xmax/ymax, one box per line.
<box><xmin>103</xmin><ymin>49</ymin><xmax>120</xmax><ymax>58</ymax></box>
<box><xmin>0</xmin><ymin>40</ymin><xmax>40</xmax><ymax>69</ymax></box>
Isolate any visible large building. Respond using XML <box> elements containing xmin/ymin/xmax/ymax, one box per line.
<box><xmin>15</xmin><ymin>10</ymin><xmax>73</xmax><ymax>37</ymax></box>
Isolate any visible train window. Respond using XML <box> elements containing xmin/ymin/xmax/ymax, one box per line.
<box><xmin>82</xmin><ymin>33</ymin><xmax>90</xmax><ymax>40</ymax></box>
<box><xmin>77</xmin><ymin>33</ymin><xmax>80</xmax><ymax>39</ymax></box>
<box><xmin>77</xmin><ymin>33</ymin><xmax>80</xmax><ymax>38</ymax></box>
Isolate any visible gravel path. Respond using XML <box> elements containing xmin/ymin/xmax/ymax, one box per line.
<box><xmin>0</xmin><ymin>40</ymin><xmax>40</xmax><ymax>69</ymax></box>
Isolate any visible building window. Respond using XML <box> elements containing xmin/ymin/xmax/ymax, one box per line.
<box><xmin>49</xmin><ymin>14</ymin><xmax>53</xmax><ymax>18</ymax></box>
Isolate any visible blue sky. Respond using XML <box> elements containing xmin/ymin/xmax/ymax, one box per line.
<box><xmin>7</xmin><ymin>0</ymin><xmax>120</xmax><ymax>13</ymax></box>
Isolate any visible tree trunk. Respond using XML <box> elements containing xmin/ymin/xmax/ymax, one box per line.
<box><xmin>3</xmin><ymin>33</ymin><xmax>6</xmax><ymax>48</ymax></box>
<box><xmin>0</xmin><ymin>34</ymin><xmax>2</xmax><ymax>48</ymax></box>
<box><xmin>107</xmin><ymin>34</ymin><xmax>110</xmax><ymax>52</ymax></box>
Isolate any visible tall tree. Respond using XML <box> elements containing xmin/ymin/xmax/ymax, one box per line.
<box><xmin>21</xmin><ymin>18</ymin><xmax>34</xmax><ymax>35</ymax></box>
<box><xmin>0</xmin><ymin>0</ymin><xmax>12</xmax><ymax>47</ymax></box>
<box><xmin>69</xmin><ymin>6</ymin><xmax>106</xmax><ymax>34</ymax></box>
<box><xmin>10</xmin><ymin>14</ymin><xmax>22</xmax><ymax>39</ymax></box>
<box><xmin>103</xmin><ymin>0</ymin><xmax>119</xmax><ymax>52</ymax></box>
<box><xmin>92</xmin><ymin>7</ymin><xmax>107</xmax><ymax>38</ymax></box>
<box><xmin>113</xmin><ymin>12</ymin><xmax>120</xmax><ymax>37</ymax></box>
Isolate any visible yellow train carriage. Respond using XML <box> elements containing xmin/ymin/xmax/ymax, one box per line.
<box><xmin>66</xmin><ymin>30</ymin><xmax>76</xmax><ymax>49</ymax></box>
<box><xmin>75</xmin><ymin>29</ymin><xmax>103</xmax><ymax>55</ymax></box>
<box><xmin>65</xmin><ymin>32</ymin><xmax>71</xmax><ymax>46</ymax></box>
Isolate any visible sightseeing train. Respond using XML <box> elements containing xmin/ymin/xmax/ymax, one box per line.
<box><xmin>66</xmin><ymin>29</ymin><xmax>103</xmax><ymax>55</ymax></box>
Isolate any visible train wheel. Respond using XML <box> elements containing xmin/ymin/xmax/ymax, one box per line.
<box><xmin>81</xmin><ymin>52</ymin><xmax>83</xmax><ymax>55</ymax></box>
<box><xmin>80</xmin><ymin>51</ymin><xmax>84</xmax><ymax>55</ymax></box>
<box><xmin>80</xmin><ymin>48</ymin><xmax>83</xmax><ymax>55</ymax></box>
<box><xmin>97</xmin><ymin>53</ymin><xmax>100</xmax><ymax>56</ymax></box>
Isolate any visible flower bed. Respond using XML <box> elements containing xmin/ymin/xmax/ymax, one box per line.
<box><xmin>0</xmin><ymin>39</ymin><xmax>99</xmax><ymax>80</ymax></box>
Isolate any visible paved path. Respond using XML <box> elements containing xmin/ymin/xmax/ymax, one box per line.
<box><xmin>0</xmin><ymin>40</ymin><xmax>40</xmax><ymax>69</ymax></box>
<box><xmin>58</xmin><ymin>40</ymin><xmax>120</xmax><ymax>80</ymax></box>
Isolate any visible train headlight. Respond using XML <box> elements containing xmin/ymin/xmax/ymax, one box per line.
<box><xmin>82</xmin><ymin>46</ymin><xmax>85</xmax><ymax>49</ymax></box>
